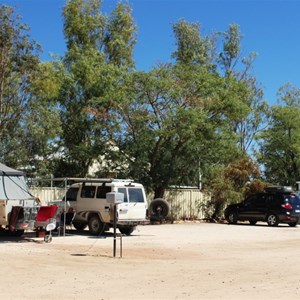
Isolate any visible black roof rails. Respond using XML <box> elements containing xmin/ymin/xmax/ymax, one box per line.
<box><xmin>264</xmin><ymin>186</ymin><xmax>294</xmax><ymax>193</ymax></box>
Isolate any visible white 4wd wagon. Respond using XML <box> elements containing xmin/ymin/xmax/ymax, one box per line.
<box><xmin>62</xmin><ymin>179</ymin><xmax>148</xmax><ymax>235</ymax></box>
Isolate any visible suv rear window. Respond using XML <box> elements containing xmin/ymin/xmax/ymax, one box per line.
<box><xmin>284</xmin><ymin>193</ymin><xmax>300</xmax><ymax>205</ymax></box>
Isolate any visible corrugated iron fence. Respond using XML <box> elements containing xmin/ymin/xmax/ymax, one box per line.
<box><xmin>29</xmin><ymin>187</ymin><xmax>208</xmax><ymax>221</ymax></box>
<box><xmin>164</xmin><ymin>189</ymin><xmax>209</xmax><ymax>221</ymax></box>
<box><xmin>30</xmin><ymin>187</ymin><xmax>66</xmax><ymax>205</ymax></box>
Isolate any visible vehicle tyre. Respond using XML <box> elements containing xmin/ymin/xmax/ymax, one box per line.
<box><xmin>249</xmin><ymin>220</ymin><xmax>257</xmax><ymax>225</ymax></box>
<box><xmin>266</xmin><ymin>213</ymin><xmax>279</xmax><ymax>226</ymax></box>
<box><xmin>149</xmin><ymin>198</ymin><xmax>170</xmax><ymax>219</ymax></box>
<box><xmin>288</xmin><ymin>222</ymin><xmax>298</xmax><ymax>227</ymax></box>
<box><xmin>88</xmin><ymin>215</ymin><xmax>105</xmax><ymax>236</ymax></box>
<box><xmin>227</xmin><ymin>212</ymin><xmax>238</xmax><ymax>224</ymax></box>
<box><xmin>119</xmin><ymin>226</ymin><xmax>135</xmax><ymax>236</ymax></box>
<box><xmin>73</xmin><ymin>222</ymin><xmax>87</xmax><ymax>231</ymax></box>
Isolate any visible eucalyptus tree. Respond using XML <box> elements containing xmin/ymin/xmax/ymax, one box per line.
<box><xmin>56</xmin><ymin>0</ymin><xmax>136</xmax><ymax>177</ymax></box>
<box><xmin>218</xmin><ymin>24</ymin><xmax>268</xmax><ymax>153</ymax></box>
<box><xmin>171</xmin><ymin>21</ymin><xmax>249</xmax><ymax>180</ymax></box>
<box><xmin>257</xmin><ymin>83</ymin><xmax>300</xmax><ymax>186</ymax></box>
<box><xmin>172</xmin><ymin>19</ymin><xmax>214</xmax><ymax>67</ymax></box>
<box><xmin>167</xmin><ymin>21</ymin><xmax>267</xmax><ymax>218</ymax></box>
<box><xmin>0</xmin><ymin>5</ymin><xmax>41</xmax><ymax>164</ymax></box>
<box><xmin>104</xmin><ymin>20</ymin><xmax>248</xmax><ymax>198</ymax></box>
<box><xmin>21</xmin><ymin>62</ymin><xmax>63</xmax><ymax>177</ymax></box>
<box><xmin>104</xmin><ymin>2</ymin><xmax>136</xmax><ymax>68</ymax></box>
<box><xmin>0</xmin><ymin>5</ymin><xmax>63</xmax><ymax>173</ymax></box>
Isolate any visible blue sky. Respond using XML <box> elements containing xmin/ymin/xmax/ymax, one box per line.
<box><xmin>2</xmin><ymin>0</ymin><xmax>300</xmax><ymax>105</ymax></box>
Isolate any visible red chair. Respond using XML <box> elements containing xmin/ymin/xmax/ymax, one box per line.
<box><xmin>35</xmin><ymin>205</ymin><xmax>58</xmax><ymax>243</ymax></box>
<box><xmin>35</xmin><ymin>205</ymin><xmax>58</xmax><ymax>223</ymax></box>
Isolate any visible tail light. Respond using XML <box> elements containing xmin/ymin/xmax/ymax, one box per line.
<box><xmin>282</xmin><ymin>203</ymin><xmax>293</xmax><ymax>209</ymax></box>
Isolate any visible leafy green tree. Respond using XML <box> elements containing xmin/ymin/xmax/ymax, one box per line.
<box><xmin>55</xmin><ymin>0</ymin><xmax>136</xmax><ymax>177</ymax></box>
<box><xmin>104</xmin><ymin>2</ymin><xmax>136</xmax><ymax>68</ymax></box>
<box><xmin>218</xmin><ymin>24</ymin><xmax>242</xmax><ymax>76</ymax></box>
<box><xmin>104</xmin><ymin>65</ymin><xmax>208</xmax><ymax>197</ymax></box>
<box><xmin>21</xmin><ymin>62</ymin><xmax>63</xmax><ymax>177</ymax></box>
<box><xmin>207</xmin><ymin>157</ymin><xmax>261</xmax><ymax>219</ymax></box>
<box><xmin>218</xmin><ymin>24</ymin><xmax>269</xmax><ymax>153</ymax></box>
<box><xmin>99</xmin><ymin>19</ymin><xmax>261</xmax><ymax>201</ymax></box>
<box><xmin>103</xmin><ymin>58</ymin><xmax>250</xmax><ymax>198</ymax></box>
<box><xmin>0</xmin><ymin>5</ymin><xmax>41</xmax><ymax>167</ymax></box>
<box><xmin>168</xmin><ymin>21</ymin><xmax>267</xmax><ymax>218</ymax></box>
<box><xmin>257</xmin><ymin>83</ymin><xmax>300</xmax><ymax>186</ymax></box>
<box><xmin>172</xmin><ymin>19</ymin><xmax>214</xmax><ymax>67</ymax></box>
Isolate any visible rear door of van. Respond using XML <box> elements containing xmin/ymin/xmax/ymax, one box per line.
<box><xmin>117</xmin><ymin>186</ymin><xmax>147</xmax><ymax>221</ymax></box>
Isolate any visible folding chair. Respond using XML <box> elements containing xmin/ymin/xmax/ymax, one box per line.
<box><xmin>35</xmin><ymin>205</ymin><xmax>58</xmax><ymax>243</ymax></box>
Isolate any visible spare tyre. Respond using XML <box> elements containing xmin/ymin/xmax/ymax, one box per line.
<box><xmin>149</xmin><ymin>198</ymin><xmax>170</xmax><ymax>220</ymax></box>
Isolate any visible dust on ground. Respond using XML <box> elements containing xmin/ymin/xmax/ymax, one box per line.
<box><xmin>0</xmin><ymin>222</ymin><xmax>300</xmax><ymax>300</ymax></box>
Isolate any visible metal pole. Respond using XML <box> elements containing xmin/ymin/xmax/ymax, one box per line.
<box><xmin>63</xmin><ymin>178</ymin><xmax>67</xmax><ymax>237</ymax></box>
<box><xmin>113</xmin><ymin>205</ymin><xmax>117</xmax><ymax>257</ymax></box>
<box><xmin>120</xmin><ymin>234</ymin><xmax>122</xmax><ymax>258</ymax></box>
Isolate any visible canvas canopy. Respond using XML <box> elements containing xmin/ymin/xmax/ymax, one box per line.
<box><xmin>0</xmin><ymin>163</ymin><xmax>34</xmax><ymax>200</ymax></box>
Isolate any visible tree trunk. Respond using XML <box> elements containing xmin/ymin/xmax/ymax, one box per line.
<box><xmin>154</xmin><ymin>186</ymin><xmax>165</xmax><ymax>199</ymax></box>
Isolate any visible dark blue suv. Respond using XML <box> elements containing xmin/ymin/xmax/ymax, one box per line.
<box><xmin>224</xmin><ymin>186</ymin><xmax>300</xmax><ymax>227</ymax></box>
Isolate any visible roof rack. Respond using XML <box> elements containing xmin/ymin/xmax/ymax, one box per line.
<box><xmin>264</xmin><ymin>186</ymin><xmax>294</xmax><ymax>193</ymax></box>
<box><xmin>29</xmin><ymin>177</ymin><xmax>134</xmax><ymax>183</ymax></box>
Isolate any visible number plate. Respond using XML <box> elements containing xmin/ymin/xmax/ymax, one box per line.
<box><xmin>295</xmin><ymin>210</ymin><xmax>300</xmax><ymax>213</ymax></box>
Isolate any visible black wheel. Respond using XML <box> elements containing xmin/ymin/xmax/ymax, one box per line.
<box><xmin>227</xmin><ymin>212</ymin><xmax>238</xmax><ymax>224</ymax></box>
<box><xmin>73</xmin><ymin>222</ymin><xmax>87</xmax><ymax>231</ymax></box>
<box><xmin>149</xmin><ymin>198</ymin><xmax>170</xmax><ymax>220</ymax></box>
<box><xmin>119</xmin><ymin>226</ymin><xmax>135</xmax><ymax>236</ymax></box>
<box><xmin>88</xmin><ymin>215</ymin><xmax>105</xmax><ymax>235</ymax></box>
<box><xmin>266</xmin><ymin>213</ymin><xmax>279</xmax><ymax>226</ymax></box>
<box><xmin>249</xmin><ymin>220</ymin><xmax>257</xmax><ymax>225</ymax></box>
<box><xmin>288</xmin><ymin>222</ymin><xmax>297</xmax><ymax>227</ymax></box>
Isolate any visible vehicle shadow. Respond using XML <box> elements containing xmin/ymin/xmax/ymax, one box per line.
<box><xmin>221</xmin><ymin>222</ymin><xmax>296</xmax><ymax>228</ymax></box>
<box><xmin>0</xmin><ymin>231</ymin><xmax>45</xmax><ymax>244</ymax></box>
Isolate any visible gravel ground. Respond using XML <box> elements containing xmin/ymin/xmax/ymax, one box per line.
<box><xmin>0</xmin><ymin>222</ymin><xmax>300</xmax><ymax>300</ymax></box>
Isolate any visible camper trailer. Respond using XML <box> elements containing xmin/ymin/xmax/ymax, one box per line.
<box><xmin>0</xmin><ymin>163</ymin><xmax>39</xmax><ymax>236</ymax></box>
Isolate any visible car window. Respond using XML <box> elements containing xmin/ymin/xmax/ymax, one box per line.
<box><xmin>81</xmin><ymin>186</ymin><xmax>96</xmax><ymax>198</ymax></box>
<box><xmin>272</xmin><ymin>194</ymin><xmax>285</xmax><ymax>205</ymax></box>
<box><xmin>128</xmin><ymin>188</ymin><xmax>144</xmax><ymax>203</ymax></box>
<box><xmin>244</xmin><ymin>194</ymin><xmax>266</xmax><ymax>207</ymax></box>
<box><xmin>117</xmin><ymin>188</ymin><xmax>128</xmax><ymax>202</ymax></box>
<box><xmin>257</xmin><ymin>194</ymin><xmax>267</xmax><ymax>206</ymax></box>
<box><xmin>244</xmin><ymin>195</ymin><xmax>258</xmax><ymax>206</ymax></box>
<box><xmin>96</xmin><ymin>186</ymin><xmax>111</xmax><ymax>199</ymax></box>
<box><xmin>265</xmin><ymin>194</ymin><xmax>273</xmax><ymax>204</ymax></box>
<box><xmin>65</xmin><ymin>187</ymin><xmax>79</xmax><ymax>201</ymax></box>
